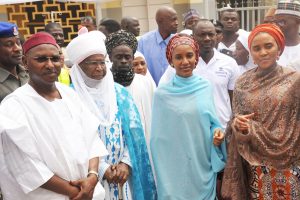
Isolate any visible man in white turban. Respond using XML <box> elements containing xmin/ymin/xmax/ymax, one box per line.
<box><xmin>67</xmin><ymin>28</ymin><xmax>157</xmax><ymax>200</ymax></box>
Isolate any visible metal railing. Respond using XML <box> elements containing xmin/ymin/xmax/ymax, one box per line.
<box><xmin>216</xmin><ymin>0</ymin><xmax>274</xmax><ymax>31</ymax></box>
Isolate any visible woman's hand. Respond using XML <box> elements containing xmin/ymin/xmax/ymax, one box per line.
<box><xmin>213</xmin><ymin>129</ymin><xmax>225</xmax><ymax>146</ymax></box>
<box><xmin>232</xmin><ymin>113</ymin><xmax>255</xmax><ymax>132</ymax></box>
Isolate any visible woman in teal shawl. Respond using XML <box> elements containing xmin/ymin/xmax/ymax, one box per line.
<box><xmin>150</xmin><ymin>34</ymin><xmax>227</xmax><ymax>200</ymax></box>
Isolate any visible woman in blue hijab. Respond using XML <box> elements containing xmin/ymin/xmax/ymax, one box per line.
<box><xmin>150</xmin><ymin>33</ymin><xmax>227</xmax><ymax>200</ymax></box>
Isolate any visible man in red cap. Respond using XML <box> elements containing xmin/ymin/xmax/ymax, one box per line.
<box><xmin>0</xmin><ymin>32</ymin><xmax>107</xmax><ymax>200</ymax></box>
<box><xmin>0</xmin><ymin>22</ymin><xmax>28</xmax><ymax>102</ymax></box>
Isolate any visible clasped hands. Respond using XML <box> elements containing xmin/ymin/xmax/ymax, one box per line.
<box><xmin>68</xmin><ymin>173</ymin><xmax>98</xmax><ymax>200</ymax></box>
<box><xmin>104</xmin><ymin>162</ymin><xmax>130</xmax><ymax>187</ymax></box>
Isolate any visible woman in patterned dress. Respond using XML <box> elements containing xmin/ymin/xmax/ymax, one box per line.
<box><xmin>221</xmin><ymin>23</ymin><xmax>300</xmax><ymax>199</ymax></box>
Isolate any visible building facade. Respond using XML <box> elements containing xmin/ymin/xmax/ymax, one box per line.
<box><xmin>0</xmin><ymin>0</ymin><xmax>277</xmax><ymax>42</ymax></box>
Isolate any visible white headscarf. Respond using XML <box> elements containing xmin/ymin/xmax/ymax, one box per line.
<box><xmin>237</xmin><ymin>31</ymin><xmax>256</xmax><ymax>72</ymax></box>
<box><xmin>67</xmin><ymin>28</ymin><xmax>118</xmax><ymax>127</ymax></box>
<box><xmin>134</xmin><ymin>51</ymin><xmax>145</xmax><ymax>60</ymax></box>
<box><xmin>134</xmin><ymin>51</ymin><xmax>156</xmax><ymax>85</ymax></box>
<box><xmin>237</xmin><ymin>31</ymin><xmax>250</xmax><ymax>52</ymax></box>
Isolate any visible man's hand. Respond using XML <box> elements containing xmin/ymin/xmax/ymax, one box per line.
<box><xmin>104</xmin><ymin>165</ymin><xmax>117</xmax><ymax>184</ymax></box>
<box><xmin>115</xmin><ymin>162</ymin><xmax>130</xmax><ymax>187</ymax></box>
<box><xmin>232</xmin><ymin>113</ymin><xmax>255</xmax><ymax>132</ymax></box>
<box><xmin>213</xmin><ymin>129</ymin><xmax>225</xmax><ymax>146</ymax></box>
<box><xmin>67</xmin><ymin>184</ymin><xmax>80</xmax><ymax>199</ymax></box>
<box><xmin>69</xmin><ymin>175</ymin><xmax>98</xmax><ymax>200</ymax></box>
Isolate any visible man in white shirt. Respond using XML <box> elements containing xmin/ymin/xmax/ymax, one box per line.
<box><xmin>218</xmin><ymin>7</ymin><xmax>248</xmax><ymax>57</ymax></box>
<box><xmin>160</xmin><ymin>20</ymin><xmax>240</xmax><ymax>130</ymax></box>
<box><xmin>287</xmin><ymin>58</ymin><xmax>300</xmax><ymax>72</ymax></box>
<box><xmin>275</xmin><ymin>0</ymin><xmax>300</xmax><ymax>67</ymax></box>
<box><xmin>0</xmin><ymin>32</ymin><xmax>108</xmax><ymax>200</ymax></box>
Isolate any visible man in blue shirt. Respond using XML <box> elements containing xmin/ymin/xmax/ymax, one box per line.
<box><xmin>138</xmin><ymin>6</ymin><xmax>178</xmax><ymax>85</ymax></box>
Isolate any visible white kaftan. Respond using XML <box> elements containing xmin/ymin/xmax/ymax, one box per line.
<box><xmin>0</xmin><ymin>83</ymin><xmax>108</xmax><ymax>200</ymax></box>
<box><xmin>126</xmin><ymin>74</ymin><xmax>155</xmax><ymax>144</ymax></box>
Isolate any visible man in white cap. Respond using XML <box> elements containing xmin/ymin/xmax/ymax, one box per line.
<box><xmin>275</xmin><ymin>0</ymin><xmax>300</xmax><ymax>67</ymax></box>
<box><xmin>180</xmin><ymin>9</ymin><xmax>200</xmax><ymax>35</ymax></box>
<box><xmin>67</xmin><ymin>28</ymin><xmax>157</xmax><ymax>200</ymax></box>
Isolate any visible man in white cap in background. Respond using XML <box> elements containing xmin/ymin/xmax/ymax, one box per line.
<box><xmin>275</xmin><ymin>0</ymin><xmax>300</xmax><ymax>67</ymax></box>
<box><xmin>180</xmin><ymin>9</ymin><xmax>200</xmax><ymax>35</ymax></box>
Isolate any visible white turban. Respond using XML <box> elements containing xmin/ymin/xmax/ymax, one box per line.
<box><xmin>237</xmin><ymin>31</ymin><xmax>256</xmax><ymax>72</ymax></box>
<box><xmin>68</xmin><ymin>27</ymin><xmax>117</xmax><ymax>127</ymax></box>
<box><xmin>237</xmin><ymin>31</ymin><xmax>250</xmax><ymax>52</ymax></box>
<box><xmin>180</xmin><ymin>29</ymin><xmax>193</xmax><ymax>35</ymax></box>
<box><xmin>66</xmin><ymin>28</ymin><xmax>107</xmax><ymax>65</ymax></box>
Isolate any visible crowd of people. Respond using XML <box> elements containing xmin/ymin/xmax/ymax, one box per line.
<box><xmin>0</xmin><ymin>0</ymin><xmax>299</xmax><ymax>199</ymax></box>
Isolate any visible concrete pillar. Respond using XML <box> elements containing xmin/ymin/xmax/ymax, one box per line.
<box><xmin>95</xmin><ymin>2</ymin><xmax>102</xmax><ymax>26</ymax></box>
<box><xmin>121</xmin><ymin>0</ymin><xmax>174</xmax><ymax>34</ymax></box>
<box><xmin>189</xmin><ymin>0</ymin><xmax>217</xmax><ymax>20</ymax></box>
<box><xmin>145</xmin><ymin>0</ymin><xmax>173</xmax><ymax>32</ymax></box>
<box><xmin>121</xmin><ymin>0</ymin><xmax>148</xmax><ymax>35</ymax></box>
<box><xmin>203</xmin><ymin>0</ymin><xmax>217</xmax><ymax>19</ymax></box>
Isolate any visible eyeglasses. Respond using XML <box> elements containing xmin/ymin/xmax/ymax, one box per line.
<box><xmin>84</xmin><ymin>60</ymin><xmax>106</xmax><ymax>67</ymax></box>
<box><xmin>32</xmin><ymin>56</ymin><xmax>61</xmax><ymax>63</ymax></box>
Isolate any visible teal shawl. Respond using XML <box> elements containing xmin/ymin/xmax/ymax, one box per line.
<box><xmin>151</xmin><ymin>75</ymin><xmax>226</xmax><ymax>200</ymax></box>
<box><xmin>115</xmin><ymin>84</ymin><xmax>157</xmax><ymax>200</ymax></box>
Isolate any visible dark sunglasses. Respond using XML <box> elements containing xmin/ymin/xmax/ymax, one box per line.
<box><xmin>32</xmin><ymin>56</ymin><xmax>61</xmax><ymax>63</ymax></box>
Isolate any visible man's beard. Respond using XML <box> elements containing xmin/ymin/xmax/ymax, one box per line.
<box><xmin>111</xmin><ymin>66</ymin><xmax>135</xmax><ymax>87</ymax></box>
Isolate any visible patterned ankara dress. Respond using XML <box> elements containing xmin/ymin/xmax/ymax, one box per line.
<box><xmin>248</xmin><ymin>165</ymin><xmax>300</xmax><ymax>199</ymax></box>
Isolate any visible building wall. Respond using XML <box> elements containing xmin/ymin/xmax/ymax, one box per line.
<box><xmin>0</xmin><ymin>5</ymin><xmax>8</xmax><ymax>21</ymax></box>
<box><xmin>99</xmin><ymin>0</ymin><xmax>216</xmax><ymax>35</ymax></box>
<box><xmin>1</xmin><ymin>0</ymin><xmax>276</xmax><ymax>41</ymax></box>
<box><xmin>2</xmin><ymin>0</ymin><xmax>95</xmax><ymax>44</ymax></box>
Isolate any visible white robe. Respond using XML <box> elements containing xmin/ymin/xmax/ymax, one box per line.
<box><xmin>278</xmin><ymin>43</ymin><xmax>300</xmax><ymax>67</ymax></box>
<box><xmin>126</xmin><ymin>74</ymin><xmax>155</xmax><ymax>144</ymax></box>
<box><xmin>0</xmin><ymin>83</ymin><xmax>108</xmax><ymax>200</ymax></box>
<box><xmin>126</xmin><ymin>74</ymin><xmax>157</xmax><ymax>184</ymax></box>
